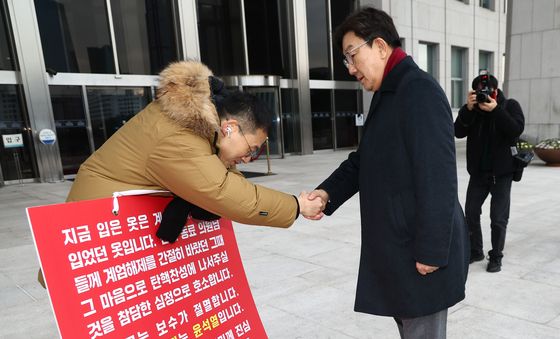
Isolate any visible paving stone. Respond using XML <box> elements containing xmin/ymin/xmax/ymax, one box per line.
<box><xmin>1</xmin><ymin>145</ymin><xmax>559</xmax><ymax>338</ymax></box>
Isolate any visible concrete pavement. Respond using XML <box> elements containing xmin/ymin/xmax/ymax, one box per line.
<box><xmin>1</xmin><ymin>142</ymin><xmax>559</xmax><ymax>338</ymax></box>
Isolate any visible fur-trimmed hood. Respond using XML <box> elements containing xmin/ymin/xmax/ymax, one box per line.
<box><xmin>156</xmin><ymin>61</ymin><xmax>220</xmax><ymax>140</ymax></box>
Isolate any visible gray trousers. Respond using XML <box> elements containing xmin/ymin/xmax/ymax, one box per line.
<box><xmin>394</xmin><ymin>309</ymin><xmax>448</xmax><ymax>339</ymax></box>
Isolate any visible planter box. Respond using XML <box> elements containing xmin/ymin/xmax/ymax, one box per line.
<box><xmin>534</xmin><ymin>148</ymin><xmax>560</xmax><ymax>166</ymax></box>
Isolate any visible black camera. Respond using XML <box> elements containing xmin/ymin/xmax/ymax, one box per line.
<box><xmin>475</xmin><ymin>70</ymin><xmax>492</xmax><ymax>103</ymax></box>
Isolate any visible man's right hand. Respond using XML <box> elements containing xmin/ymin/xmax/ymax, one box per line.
<box><xmin>466</xmin><ymin>90</ymin><xmax>477</xmax><ymax>111</ymax></box>
<box><xmin>297</xmin><ymin>191</ymin><xmax>325</xmax><ymax>220</ymax></box>
<box><xmin>302</xmin><ymin>189</ymin><xmax>329</xmax><ymax>220</ymax></box>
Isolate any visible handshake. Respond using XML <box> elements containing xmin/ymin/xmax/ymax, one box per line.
<box><xmin>157</xmin><ymin>189</ymin><xmax>330</xmax><ymax>243</ymax></box>
<box><xmin>296</xmin><ymin>189</ymin><xmax>329</xmax><ymax>220</ymax></box>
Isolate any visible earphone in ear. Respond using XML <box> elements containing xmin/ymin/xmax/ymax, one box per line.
<box><xmin>226</xmin><ymin>126</ymin><xmax>232</xmax><ymax>136</ymax></box>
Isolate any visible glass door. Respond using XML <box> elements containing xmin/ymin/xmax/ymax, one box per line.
<box><xmin>0</xmin><ymin>85</ymin><xmax>37</xmax><ymax>182</ymax></box>
<box><xmin>0</xmin><ymin>1</ymin><xmax>38</xmax><ymax>184</ymax></box>
<box><xmin>244</xmin><ymin>86</ymin><xmax>283</xmax><ymax>158</ymax></box>
<box><xmin>50</xmin><ymin>86</ymin><xmax>91</xmax><ymax>175</ymax></box>
<box><xmin>87</xmin><ymin>87</ymin><xmax>152</xmax><ymax>150</ymax></box>
<box><xmin>310</xmin><ymin>89</ymin><xmax>333</xmax><ymax>150</ymax></box>
<box><xmin>335</xmin><ymin>90</ymin><xmax>359</xmax><ymax>148</ymax></box>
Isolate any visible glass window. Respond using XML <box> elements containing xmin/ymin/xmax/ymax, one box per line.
<box><xmin>335</xmin><ymin>90</ymin><xmax>359</xmax><ymax>148</ymax></box>
<box><xmin>87</xmin><ymin>87</ymin><xmax>151</xmax><ymax>149</ymax></box>
<box><xmin>281</xmin><ymin>88</ymin><xmax>300</xmax><ymax>153</ymax></box>
<box><xmin>245</xmin><ymin>87</ymin><xmax>282</xmax><ymax>157</ymax></box>
<box><xmin>418</xmin><ymin>42</ymin><xmax>438</xmax><ymax>81</ymax></box>
<box><xmin>0</xmin><ymin>85</ymin><xmax>37</xmax><ymax>180</ymax></box>
<box><xmin>479</xmin><ymin>50</ymin><xmax>493</xmax><ymax>74</ymax></box>
<box><xmin>35</xmin><ymin>0</ymin><xmax>115</xmax><ymax>74</ymax></box>
<box><xmin>278</xmin><ymin>1</ymin><xmax>296</xmax><ymax>78</ymax></box>
<box><xmin>244</xmin><ymin>0</ymin><xmax>283</xmax><ymax>76</ymax></box>
<box><xmin>197</xmin><ymin>0</ymin><xmax>245</xmax><ymax>76</ymax></box>
<box><xmin>331</xmin><ymin>0</ymin><xmax>357</xmax><ymax>81</ymax></box>
<box><xmin>479</xmin><ymin>0</ymin><xmax>494</xmax><ymax>10</ymax></box>
<box><xmin>306</xmin><ymin>0</ymin><xmax>330</xmax><ymax>80</ymax></box>
<box><xmin>111</xmin><ymin>0</ymin><xmax>180</xmax><ymax>75</ymax></box>
<box><xmin>451</xmin><ymin>46</ymin><xmax>467</xmax><ymax>109</ymax></box>
<box><xmin>50</xmin><ymin>86</ymin><xmax>91</xmax><ymax>175</ymax></box>
<box><xmin>311</xmin><ymin>89</ymin><xmax>332</xmax><ymax>149</ymax></box>
<box><xmin>0</xmin><ymin>0</ymin><xmax>16</xmax><ymax>70</ymax></box>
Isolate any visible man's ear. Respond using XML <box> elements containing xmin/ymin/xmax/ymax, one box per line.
<box><xmin>374</xmin><ymin>38</ymin><xmax>389</xmax><ymax>59</ymax></box>
<box><xmin>220</xmin><ymin>119</ymin><xmax>239</xmax><ymax>136</ymax></box>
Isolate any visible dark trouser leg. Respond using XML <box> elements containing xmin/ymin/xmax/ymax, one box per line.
<box><xmin>394</xmin><ymin>309</ymin><xmax>448</xmax><ymax>339</ymax></box>
<box><xmin>465</xmin><ymin>176</ymin><xmax>490</xmax><ymax>257</ymax></box>
<box><xmin>488</xmin><ymin>174</ymin><xmax>513</xmax><ymax>259</ymax></box>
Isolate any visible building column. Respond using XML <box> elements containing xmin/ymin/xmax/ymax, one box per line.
<box><xmin>8</xmin><ymin>0</ymin><xmax>63</xmax><ymax>182</ymax></box>
<box><xmin>178</xmin><ymin>0</ymin><xmax>201</xmax><ymax>60</ymax></box>
<box><xmin>292</xmin><ymin>0</ymin><xmax>313</xmax><ymax>155</ymax></box>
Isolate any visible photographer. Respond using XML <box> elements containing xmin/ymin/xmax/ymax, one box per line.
<box><xmin>455</xmin><ymin>72</ymin><xmax>525</xmax><ymax>273</ymax></box>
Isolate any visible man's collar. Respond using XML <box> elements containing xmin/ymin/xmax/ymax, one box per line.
<box><xmin>377</xmin><ymin>56</ymin><xmax>416</xmax><ymax>92</ymax></box>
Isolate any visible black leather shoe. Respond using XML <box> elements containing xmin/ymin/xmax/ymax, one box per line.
<box><xmin>469</xmin><ymin>252</ymin><xmax>485</xmax><ymax>264</ymax></box>
<box><xmin>487</xmin><ymin>258</ymin><xmax>502</xmax><ymax>272</ymax></box>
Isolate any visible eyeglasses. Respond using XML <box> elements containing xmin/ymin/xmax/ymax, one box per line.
<box><xmin>237</xmin><ymin>125</ymin><xmax>261</xmax><ymax>159</ymax></box>
<box><xmin>343</xmin><ymin>37</ymin><xmax>374</xmax><ymax>68</ymax></box>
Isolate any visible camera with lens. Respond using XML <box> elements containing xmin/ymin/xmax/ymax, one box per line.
<box><xmin>475</xmin><ymin>70</ymin><xmax>492</xmax><ymax>103</ymax></box>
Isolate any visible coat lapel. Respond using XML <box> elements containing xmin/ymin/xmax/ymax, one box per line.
<box><xmin>361</xmin><ymin>57</ymin><xmax>417</xmax><ymax>131</ymax></box>
<box><xmin>363</xmin><ymin>91</ymin><xmax>381</xmax><ymax>130</ymax></box>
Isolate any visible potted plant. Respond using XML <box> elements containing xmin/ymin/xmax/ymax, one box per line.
<box><xmin>534</xmin><ymin>138</ymin><xmax>560</xmax><ymax>166</ymax></box>
<box><xmin>517</xmin><ymin>139</ymin><xmax>534</xmax><ymax>153</ymax></box>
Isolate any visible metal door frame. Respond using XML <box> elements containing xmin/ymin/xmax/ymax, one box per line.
<box><xmin>0</xmin><ymin>71</ymin><xmax>20</xmax><ymax>186</ymax></box>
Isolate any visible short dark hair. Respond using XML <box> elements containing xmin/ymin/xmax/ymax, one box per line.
<box><xmin>334</xmin><ymin>7</ymin><xmax>401</xmax><ymax>51</ymax></box>
<box><xmin>215</xmin><ymin>91</ymin><xmax>273</xmax><ymax>133</ymax></box>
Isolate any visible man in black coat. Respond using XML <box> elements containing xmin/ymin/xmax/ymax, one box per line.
<box><xmin>454</xmin><ymin>73</ymin><xmax>524</xmax><ymax>273</ymax></box>
<box><xmin>307</xmin><ymin>7</ymin><xmax>469</xmax><ymax>339</ymax></box>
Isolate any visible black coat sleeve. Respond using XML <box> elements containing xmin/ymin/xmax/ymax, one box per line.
<box><xmin>454</xmin><ymin>104</ymin><xmax>477</xmax><ymax>138</ymax></box>
<box><xmin>401</xmin><ymin>79</ymin><xmax>458</xmax><ymax>267</ymax></box>
<box><xmin>493</xmin><ymin>98</ymin><xmax>524</xmax><ymax>138</ymax></box>
<box><xmin>316</xmin><ymin>149</ymin><xmax>360</xmax><ymax>215</ymax></box>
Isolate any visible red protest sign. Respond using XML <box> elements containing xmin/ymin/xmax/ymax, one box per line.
<box><xmin>27</xmin><ymin>195</ymin><xmax>267</xmax><ymax>339</ymax></box>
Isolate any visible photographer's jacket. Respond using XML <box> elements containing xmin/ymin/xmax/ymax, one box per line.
<box><xmin>455</xmin><ymin>90</ymin><xmax>525</xmax><ymax>177</ymax></box>
<box><xmin>318</xmin><ymin>56</ymin><xmax>469</xmax><ymax>318</ymax></box>
<box><xmin>67</xmin><ymin>61</ymin><xmax>298</xmax><ymax>227</ymax></box>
